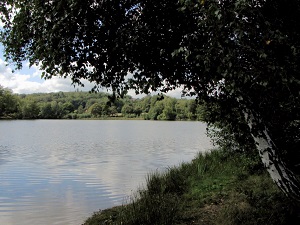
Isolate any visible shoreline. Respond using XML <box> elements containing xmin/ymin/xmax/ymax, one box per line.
<box><xmin>82</xmin><ymin>149</ymin><xmax>298</xmax><ymax>225</ymax></box>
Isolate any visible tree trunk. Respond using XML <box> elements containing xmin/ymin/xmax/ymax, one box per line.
<box><xmin>244</xmin><ymin>110</ymin><xmax>300</xmax><ymax>203</ymax></box>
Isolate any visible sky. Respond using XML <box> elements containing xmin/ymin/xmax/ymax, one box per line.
<box><xmin>0</xmin><ymin>16</ymin><xmax>111</xmax><ymax>95</ymax></box>
<box><xmin>0</xmin><ymin>18</ymin><xmax>185</xmax><ymax>98</ymax></box>
<box><xmin>0</xmin><ymin>44</ymin><xmax>183</xmax><ymax>98</ymax></box>
<box><xmin>0</xmin><ymin>44</ymin><xmax>93</xmax><ymax>93</ymax></box>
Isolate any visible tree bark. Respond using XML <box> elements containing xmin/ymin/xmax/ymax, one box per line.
<box><xmin>244</xmin><ymin>110</ymin><xmax>300</xmax><ymax>203</ymax></box>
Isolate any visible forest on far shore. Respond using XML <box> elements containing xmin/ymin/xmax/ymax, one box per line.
<box><xmin>0</xmin><ymin>86</ymin><xmax>205</xmax><ymax>121</ymax></box>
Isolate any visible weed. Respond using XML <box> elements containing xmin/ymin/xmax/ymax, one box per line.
<box><xmin>83</xmin><ymin>149</ymin><xmax>299</xmax><ymax>225</ymax></box>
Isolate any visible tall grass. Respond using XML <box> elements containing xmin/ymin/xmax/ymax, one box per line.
<box><xmin>83</xmin><ymin>149</ymin><xmax>299</xmax><ymax>225</ymax></box>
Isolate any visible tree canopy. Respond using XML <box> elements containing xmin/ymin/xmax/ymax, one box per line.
<box><xmin>0</xmin><ymin>87</ymin><xmax>204</xmax><ymax>120</ymax></box>
<box><xmin>1</xmin><ymin>0</ymin><xmax>299</xmax><ymax>202</ymax></box>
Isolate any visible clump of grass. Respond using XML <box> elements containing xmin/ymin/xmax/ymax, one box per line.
<box><xmin>83</xmin><ymin>149</ymin><xmax>299</xmax><ymax>225</ymax></box>
<box><xmin>117</xmin><ymin>165</ymin><xmax>191</xmax><ymax>225</ymax></box>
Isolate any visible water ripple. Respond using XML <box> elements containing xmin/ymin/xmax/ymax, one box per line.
<box><xmin>0</xmin><ymin>120</ymin><xmax>212</xmax><ymax>225</ymax></box>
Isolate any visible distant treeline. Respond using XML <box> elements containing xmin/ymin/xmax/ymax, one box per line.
<box><xmin>0</xmin><ymin>86</ymin><xmax>205</xmax><ymax>121</ymax></box>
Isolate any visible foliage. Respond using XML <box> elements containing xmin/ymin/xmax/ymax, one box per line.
<box><xmin>0</xmin><ymin>0</ymin><xmax>298</xmax><ymax>148</ymax></box>
<box><xmin>204</xmin><ymin>100</ymin><xmax>256</xmax><ymax>154</ymax></box>
<box><xmin>1</xmin><ymin>0</ymin><xmax>300</xmax><ymax>198</ymax></box>
<box><xmin>0</xmin><ymin>88</ymin><xmax>204</xmax><ymax>120</ymax></box>
<box><xmin>0</xmin><ymin>85</ymin><xmax>19</xmax><ymax>118</ymax></box>
<box><xmin>83</xmin><ymin>149</ymin><xmax>299</xmax><ymax>225</ymax></box>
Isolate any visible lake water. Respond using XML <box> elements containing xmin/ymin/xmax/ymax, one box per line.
<box><xmin>0</xmin><ymin>120</ymin><xmax>212</xmax><ymax>225</ymax></box>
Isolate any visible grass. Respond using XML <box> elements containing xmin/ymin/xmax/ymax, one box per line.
<box><xmin>83</xmin><ymin>149</ymin><xmax>299</xmax><ymax>225</ymax></box>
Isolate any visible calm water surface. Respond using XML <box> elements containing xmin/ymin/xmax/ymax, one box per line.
<box><xmin>0</xmin><ymin>120</ymin><xmax>212</xmax><ymax>225</ymax></box>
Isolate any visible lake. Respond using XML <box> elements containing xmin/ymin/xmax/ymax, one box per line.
<box><xmin>0</xmin><ymin>120</ymin><xmax>212</xmax><ymax>225</ymax></box>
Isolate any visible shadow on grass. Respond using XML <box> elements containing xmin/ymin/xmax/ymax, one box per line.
<box><xmin>83</xmin><ymin>149</ymin><xmax>300</xmax><ymax>225</ymax></box>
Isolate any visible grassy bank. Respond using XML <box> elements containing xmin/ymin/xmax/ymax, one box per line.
<box><xmin>83</xmin><ymin>149</ymin><xmax>299</xmax><ymax>225</ymax></box>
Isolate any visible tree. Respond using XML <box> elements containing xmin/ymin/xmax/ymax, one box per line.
<box><xmin>19</xmin><ymin>99</ymin><xmax>40</xmax><ymax>119</ymax></box>
<box><xmin>62</xmin><ymin>102</ymin><xmax>75</xmax><ymax>114</ymax></box>
<box><xmin>176</xmin><ymin>100</ymin><xmax>189</xmax><ymax>120</ymax></box>
<box><xmin>108</xmin><ymin>105</ymin><xmax>118</xmax><ymax>117</ymax></box>
<box><xmin>1</xmin><ymin>0</ymin><xmax>299</xmax><ymax>202</ymax></box>
<box><xmin>148</xmin><ymin>100</ymin><xmax>164</xmax><ymax>120</ymax></box>
<box><xmin>39</xmin><ymin>102</ymin><xmax>54</xmax><ymax>119</ymax></box>
<box><xmin>51</xmin><ymin>101</ymin><xmax>63</xmax><ymax>118</ymax></box>
<box><xmin>0</xmin><ymin>86</ymin><xmax>19</xmax><ymax>118</ymax></box>
<box><xmin>121</xmin><ymin>103</ymin><xmax>134</xmax><ymax>117</ymax></box>
<box><xmin>139</xmin><ymin>95</ymin><xmax>151</xmax><ymax>113</ymax></box>
<box><xmin>161</xmin><ymin>97</ymin><xmax>177</xmax><ymax>120</ymax></box>
<box><xmin>89</xmin><ymin>103</ymin><xmax>103</xmax><ymax>117</ymax></box>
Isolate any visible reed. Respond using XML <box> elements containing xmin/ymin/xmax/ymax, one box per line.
<box><xmin>83</xmin><ymin>149</ymin><xmax>299</xmax><ymax>225</ymax></box>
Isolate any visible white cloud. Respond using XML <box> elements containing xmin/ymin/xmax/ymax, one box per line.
<box><xmin>0</xmin><ymin>58</ymin><xmax>98</xmax><ymax>94</ymax></box>
<box><xmin>0</xmin><ymin>58</ymin><xmax>189</xmax><ymax>98</ymax></box>
<box><xmin>163</xmin><ymin>88</ymin><xmax>185</xmax><ymax>99</ymax></box>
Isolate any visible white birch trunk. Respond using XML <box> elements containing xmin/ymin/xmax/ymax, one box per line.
<box><xmin>244</xmin><ymin>110</ymin><xmax>300</xmax><ymax>203</ymax></box>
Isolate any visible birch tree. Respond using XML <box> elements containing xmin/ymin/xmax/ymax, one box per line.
<box><xmin>1</xmin><ymin>0</ymin><xmax>299</xmax><ymax>202</ymax></box>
